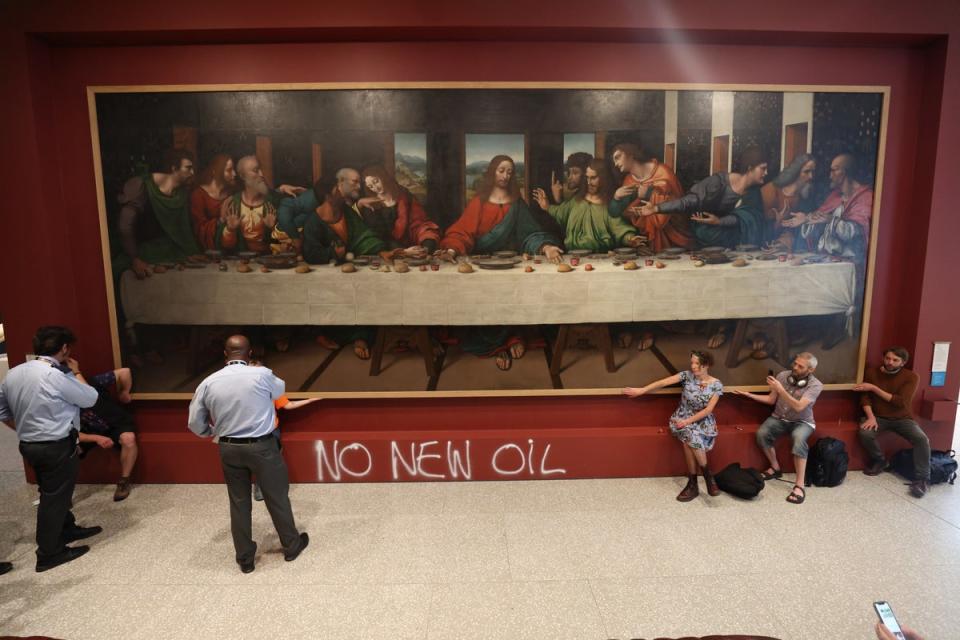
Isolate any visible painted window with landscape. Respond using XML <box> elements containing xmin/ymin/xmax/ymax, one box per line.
<box><xmin>394</xmin><ymin>133</ymin><xmax>427</xmax><ymax>199</ymax></box>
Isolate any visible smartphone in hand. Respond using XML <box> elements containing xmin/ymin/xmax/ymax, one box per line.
<box><xmin>874</xmin><ymin>601</ymin><xmax>906</xmax><ymax>640</ymax></box>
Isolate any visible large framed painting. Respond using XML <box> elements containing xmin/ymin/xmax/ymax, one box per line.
<box><xmin>89</xmin><ymin>83</ymin><xmax>888</xmax><ymax>398</ymax></box>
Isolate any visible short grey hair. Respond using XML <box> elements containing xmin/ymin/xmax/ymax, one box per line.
<box><xmin>797</xmin><ymin>352</ymin><xmax>818</xmax><ymax>369</ymax></box>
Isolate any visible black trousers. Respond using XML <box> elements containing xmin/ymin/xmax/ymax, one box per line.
<box><xmin>218</xmin><ymin>438</ymin><xmax>301</xmax><ymax>565</ymax></box>
<box><xmin>19</xmin><ymin>436</ymin><xmax>79</xmax><ymax>559</ymax></box>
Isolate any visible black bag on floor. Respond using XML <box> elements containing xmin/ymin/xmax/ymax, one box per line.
<box><xmin>804</xmin><ymin>437</ymin><xmax>849</xmax><ymax>487</ymax></box>
<box><xmin>715</xmin><ymin>463</ymin><xmax>765</xmax><ymax>499</ymax></box>
<box><xmin>890</xmin><ymin>448</ymin><xmax>958</xmax><ymax>485</ymax></box>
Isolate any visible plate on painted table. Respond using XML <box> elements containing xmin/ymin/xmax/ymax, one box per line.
<box><xmin>701</xmin><ymin>253</ymin><xmax>731</xmax><ymax>264</ymax></box>
<box><xmin>474</xmin><ymin>258</ymin><xmax>517</xmax><ymax>270</ymax></box>
<box><xmin>256</xmin><ymin>255</ymin><xmax>298</xmax><ymax>269</ymax></box>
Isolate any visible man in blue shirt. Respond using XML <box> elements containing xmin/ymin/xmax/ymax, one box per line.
<box><xmin>0</xmin><ymin>326</ymin><xmax>104</xmax><ymax>572</ymax></box>
<box><xmin>188</xmin><ymin>334</ymin><xmax>308</xmax><ymax>574</ymax></box>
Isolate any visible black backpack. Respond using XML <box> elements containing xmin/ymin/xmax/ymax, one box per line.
<box><xmin>804</xmin><ymin>437</ymin><xmax>849</xmax><ymax>487</ymax></box>
<box><xmin>890</xmin><ymin>449</ymin><xmax>958</xmax><ymax>485</ymax></box>
<box><xmin>715</xmin><ymin>463</ymin><xmax>765</xmax><ymax>499</ymax></box>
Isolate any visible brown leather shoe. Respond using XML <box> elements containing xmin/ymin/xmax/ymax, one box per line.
<box><xmin>113</xmin><ymin>478</ymin><xmax>131</xmax><ymax>502</ymax></box>
<box><xmin>909</xmin><ymin>479</ymin><xmax>928</xmax><ymax>498</ymax></box>
<box><xmin>676</xmin><ymin>475</ymin><xmax>700</xmax><ymax>502</ymax></box>
<box><xmin>703</xmin><ymin>466</ymin><xmax>721</xmax><ymax>496</ymax></box>
<box><xmin>863</xmin><ymin>459</ymin><xmax>885</xmax><ymax>476</ymax></box>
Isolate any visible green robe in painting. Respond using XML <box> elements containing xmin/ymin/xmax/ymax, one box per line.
<box><xmin>547</xmin><ymin>198</ymin><xmax>638</xmax><ymax>252</ymax></box>
<box><xmin>302</xmin><ymin>204</ymin><xmax>385</xmax><ymax>265</ymax></box>
<box><xmin>112</xmin><ymin>174</ymin><xmax>203</xmax><ymax>279</ymax></box>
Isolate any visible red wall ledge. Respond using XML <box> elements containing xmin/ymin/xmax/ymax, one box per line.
<box><xmin>73</xmin><ymin>391</ymin><xmax>941</xmax><ymax>484</ymax></box>
<box><xmin>75</xmin><ymin>419</ymin><xmax>904</xmax><ymax>484</ymax></box>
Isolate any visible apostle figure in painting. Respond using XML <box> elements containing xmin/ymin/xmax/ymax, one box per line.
<box><xmin>532</xmin><ymin>159</ymin><xmax>644</xmax><ymax>253</ymax></box>
<box><xmin>302</xmin><ymin>168</ymin><xmax>389</xmax><ymax>265</ymax></box>
<box><xmin>190</xmin><ymin>154</ymin><xmax>237</xmax><ymax>251</ymax></box>
<box><xmin>357</xmin><ymin>165</ymin><xmax>441</xmax><ymax>256</ymax></box>
<box><xmin>437</xmin><ymin>155</ymin><xmax>562</xmax><ymax>371</ymax></box>
<box><xmin>784</xmin><ymin>152</ymin><xmax>873</xmax><ymax>266</ymax></box>
<box><xmin>115</xmin><ymin>148</ymin><xmax>204</xmax><ymax>279</ymax></box>
<box><xmin>637</xmin><ymin>145</ymin><xmax>768</xmax><ymax>251</ymax></box>
<box><xmin>531</xmin><ymin>152</ymin><xmax>594</xmax><ymax>247</ymax></box>
<box><xmin>302</xmin><ymin>167</ymin><xmax>393</xmax><ymax>360</ymax></box>
<box><xmin>219</xmin><ymin>156</ymin><xmax>285</xmax><ymax>254</ymax></box>
<box><xmin>554</xmin><ymin>152</ymin><xmax>593</xmax><ymax>203</ymax></box>
<box><xmin>760</xmin><ymin>153</ymin><xmax>816</xmax><ymax>254</ymax></box>
<box><xmin>636</xmin><ymin>146</ymin><xmax>768</xmax><ymax>348</ymax></box>
<box><xmin>608</xmin><ymin>143</ymin><xmax>690</xmax><ymax>252</ymax></box>
<box><xmin>783</xmin><ymin>152</ymin><xmax>874</xmax><ymax>349</ymax></box>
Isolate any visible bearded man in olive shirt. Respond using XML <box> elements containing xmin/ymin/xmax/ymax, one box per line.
<box><xmin>854</xmin><ymin>346</ymin><xmax>929</xmax><ymax>498</ymax></box>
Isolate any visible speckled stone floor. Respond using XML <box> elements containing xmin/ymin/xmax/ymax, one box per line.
<box><xmin>1</xmin><ymin>423</ymin><xmax>958</xmax><ymax>640</ymax></box>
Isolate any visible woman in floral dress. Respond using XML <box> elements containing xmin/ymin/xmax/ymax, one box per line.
<box><xmin>623</xmin><ymin>351</ymin><xmax>724</xmax><ymax>501</ymax></box>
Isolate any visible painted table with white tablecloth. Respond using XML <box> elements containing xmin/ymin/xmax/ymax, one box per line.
<box><xmin>119</xmin><ymin>255</ymin><xmax>856</xmax><ymax>327</ymax></box>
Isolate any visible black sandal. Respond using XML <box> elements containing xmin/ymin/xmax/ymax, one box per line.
<box><xmin>761</xmin><ymin>468</ymin><xmax>783</xmax><ymax>481</ymax></box>
<box><xmin>786</xmin><ymin>485</ymin><xmax>806</xmax><ymax>504</ymax></box>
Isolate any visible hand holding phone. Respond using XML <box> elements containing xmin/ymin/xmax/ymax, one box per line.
<box><xmin>874</xmin><ymin>601</ymin><xmax>906</xmax><ymax>640</ymax></box>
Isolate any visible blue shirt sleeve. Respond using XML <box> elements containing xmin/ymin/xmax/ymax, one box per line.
<box><xmin>187</xmin><ymin>383</ymin><xmax>212</xmax><ymax>437</ymax></box>
<box><xmin>54</xmin><ymin>372</ymin><xmax>99</xmax><ymax>409</ymax></box>
<box><xmin>0</xmin><ymin>383</ymin><xmax>10</xmax><ymax>423</ymax></box>
<box><xmin>265</xmin><ymin>371</ymin><xmax>285</xmax><ymax>400</ymax></box>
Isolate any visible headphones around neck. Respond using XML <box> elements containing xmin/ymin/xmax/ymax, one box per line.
<box><xmin>787</xmin><ymin>374</ymin><xmax>809</xmax><ymax>388</ymax></box>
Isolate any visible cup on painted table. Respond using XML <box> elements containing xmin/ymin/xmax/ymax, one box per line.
<box><xmin>778</xmin><ymin>254</ymin><xmax>787</xmax><ymax>262</ymax></box>
<box><xmin>645</xmin><ymin>258</ymin><xmax>654</xmax><ymax>266</ymax></box>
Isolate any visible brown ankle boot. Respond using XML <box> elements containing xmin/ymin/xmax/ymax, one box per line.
<box><xmin>702</xmin><ymin>466</ymin><xmax>720</xmax><ymax>496</ymax></box>
<box><xmin>676</xmin><ymin>475</ymin><xmax>699</xmax><ymax>502</ymax></box>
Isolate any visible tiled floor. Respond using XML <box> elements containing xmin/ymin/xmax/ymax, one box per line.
<box><xmin>1</xmin><ymin>426</ymin><xmax>959</xmax><ymax>639</ymax></box>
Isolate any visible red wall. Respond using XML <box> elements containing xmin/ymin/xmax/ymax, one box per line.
<box><xmin>1</xmin><ymin>0</ymin><xmax>958</xmax><ymax>482</ymax></box>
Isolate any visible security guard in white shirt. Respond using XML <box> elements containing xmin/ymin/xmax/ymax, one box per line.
<box><xmin>0</xmin><ymin>326</ymin><xmax>104</xmax><ymax>572</ymax></box>
<box><xmin>188</xmin><ymin>335</ymin><xmax>308</xmax><ymax>573</ymax></box>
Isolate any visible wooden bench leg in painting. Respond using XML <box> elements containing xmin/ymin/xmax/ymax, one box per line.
<box><xmin>549</xmin><ymin>325</ymin><xmax>571</xmax><ymax>386</ymax></box>
<box><xmin>186</xmin><ymin>326</ymin><xmax>203</xmax><ymax>376</ymax></box>
<box><xmin>594</xmin><ymin>323</ymin><xmax>616</xmax><ymax>373</ymax></box>
<box><xmin>773</xmin><ymin>318</ymin><xmax>790</xmax><ymax>367</ymax></box>
<box><xmin>368</xmin><ymin>326</ymin><xmax>388</xmax><ymax>376</ymax></box>
<box><xmin>412</xmin><ymin>326</ymin><xmax>438</xmax><ymax>379</ymax></box>
<box><xmin>725</xmin><ymin>319</ymin><xmax>750</xmax><ymax>368</ymax></box>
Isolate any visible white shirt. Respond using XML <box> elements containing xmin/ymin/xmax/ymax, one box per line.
<box><xmin>187</xmin><ymin>362</ymin><xmax>285</xmax><ymax>439</ymax></box>
<box><xmin>0</xmin><ymin>356</ymin><xmax>98</xmax><ymax>442</ymax></box>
